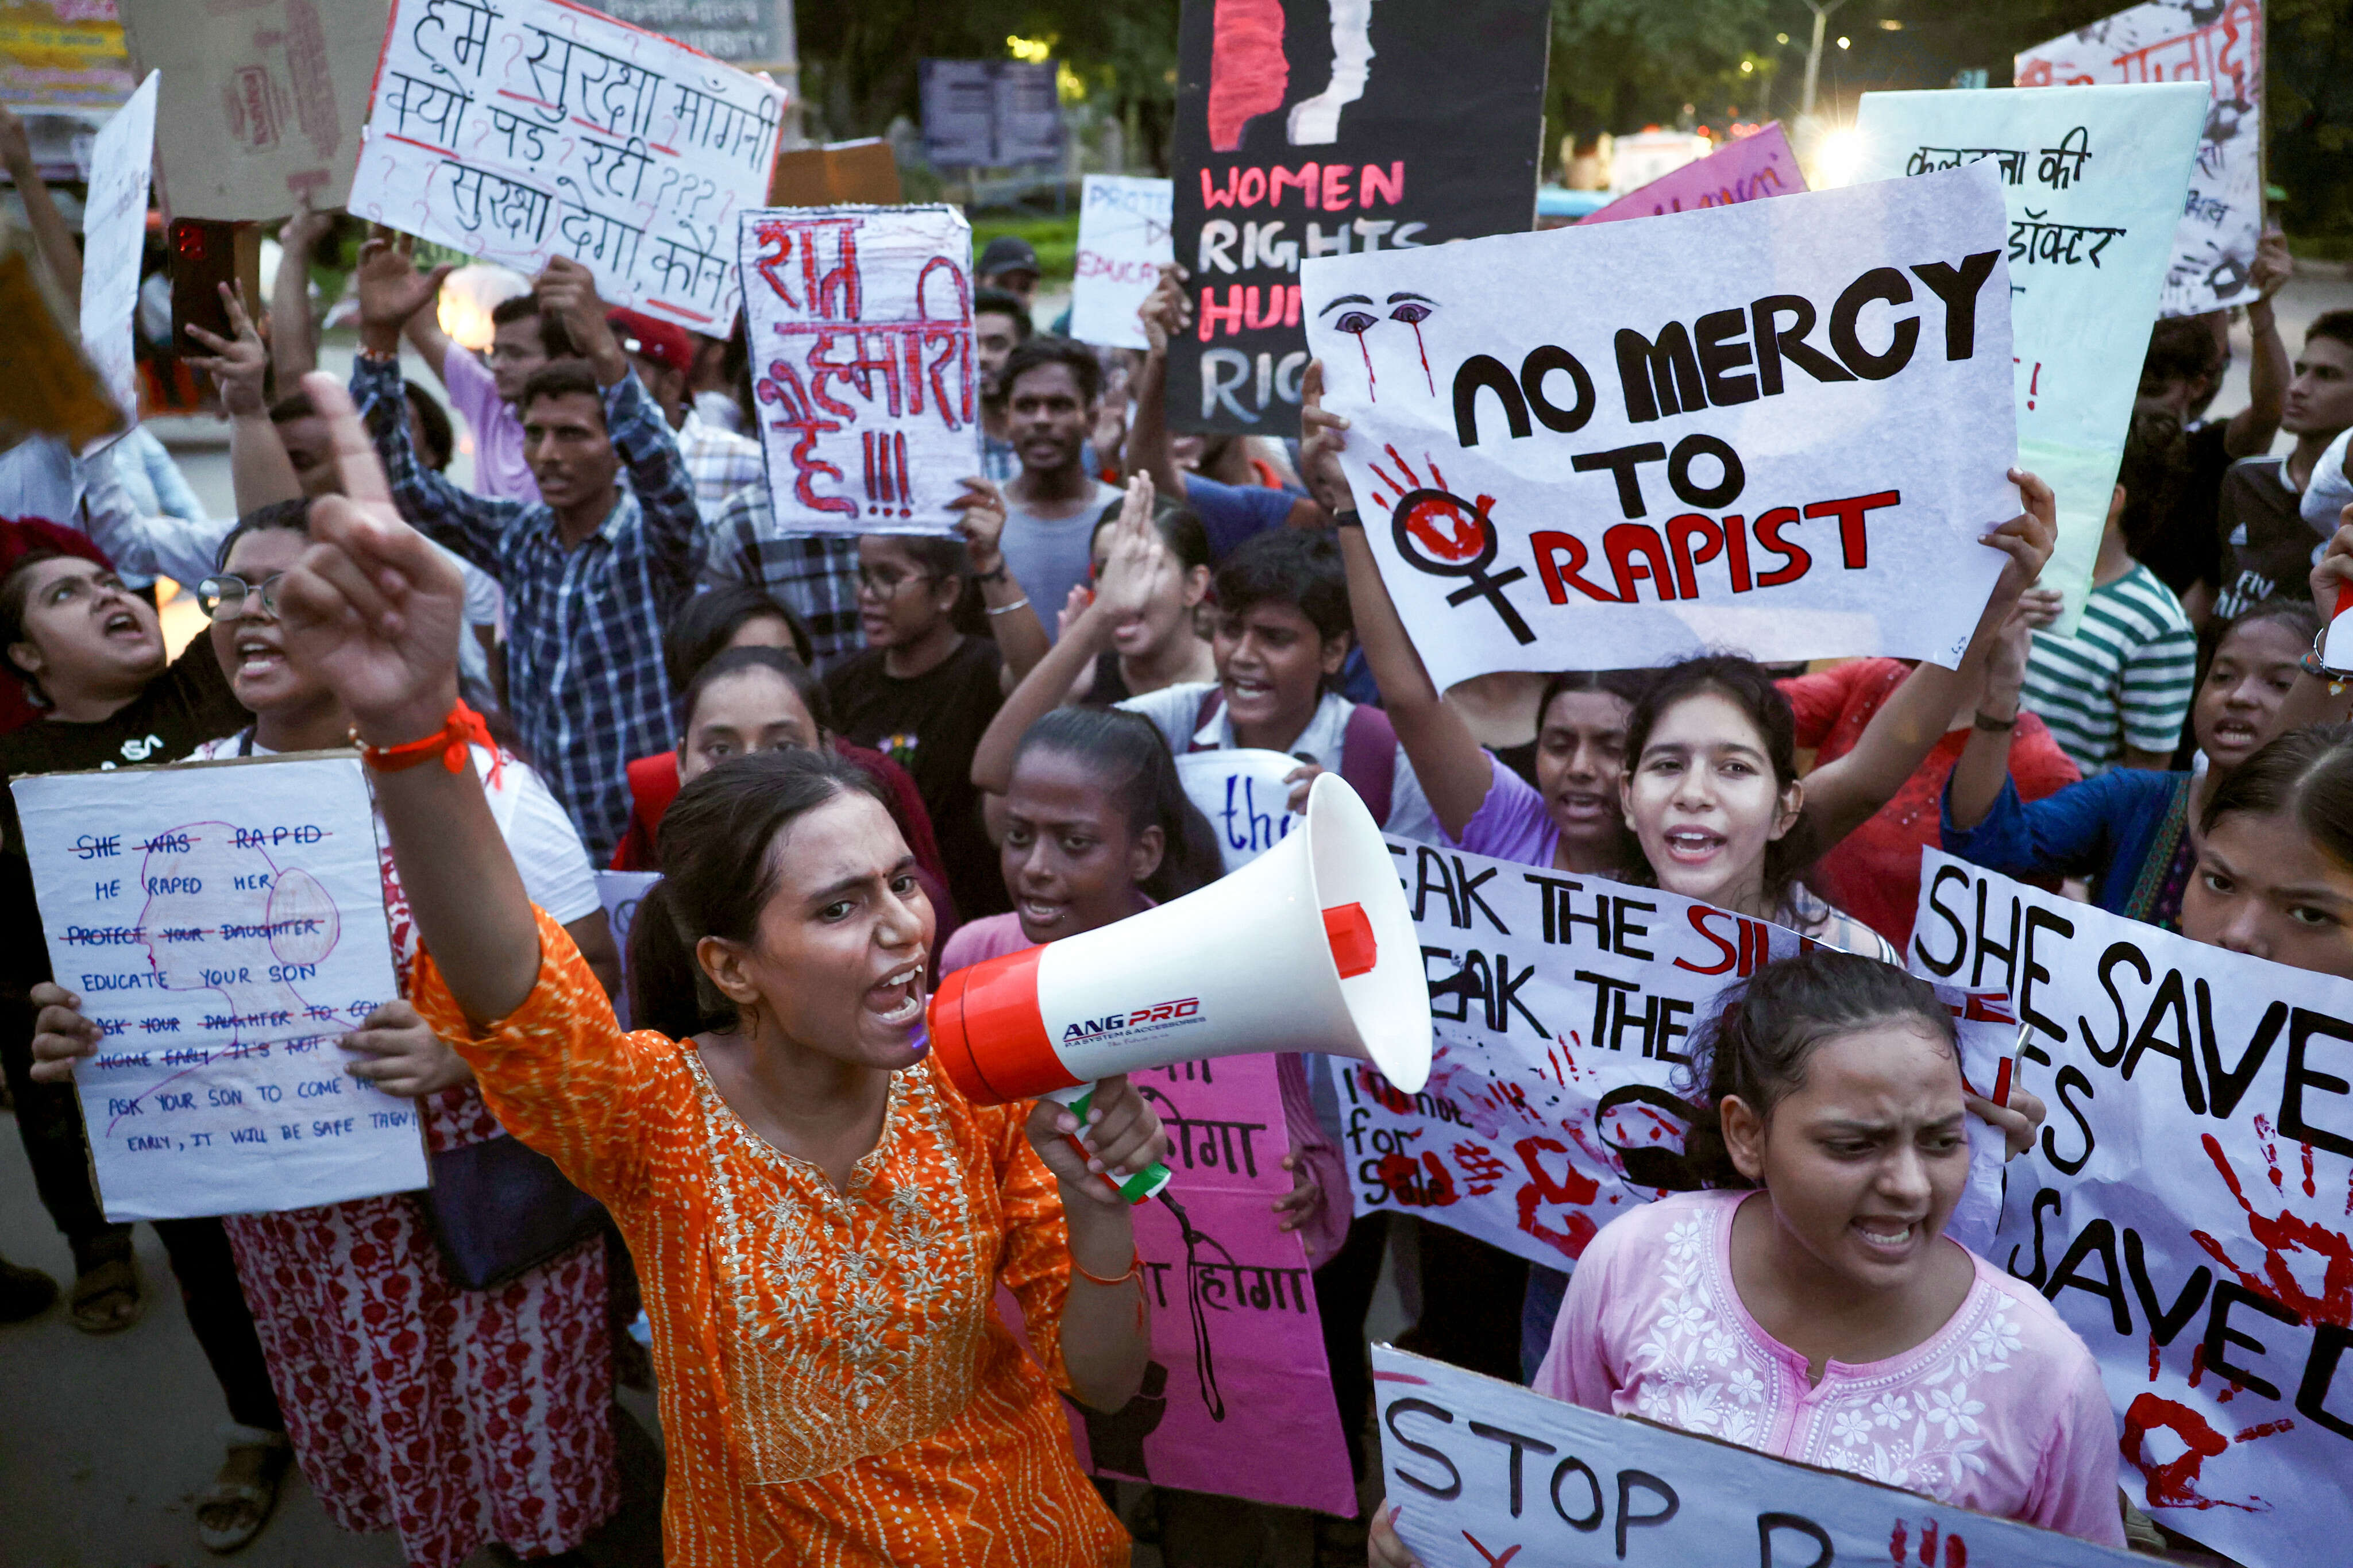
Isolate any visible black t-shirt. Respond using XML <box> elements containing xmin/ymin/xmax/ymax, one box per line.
<box><xmin>2213</xmin><ymin>457</ymin><xmax>2318</xmax><ymax>620</ymax></box>
<box><xmin>823</xmin><ymin>637</ymin><xmax>1010</xmax><ymax>921</ymax></box>
<box><xmin>1081</xmin><ymin>650</ymin><xmax>1131</xmax><ymax>707</ymax></box>
<box><xmin>2136</xmin><ymin>419</ymin><xmax>2235</xmax><ymax>596</ymax></box>
<box><xmin>0</xmin><ymin>637</ymin><xmax>246</xmax><ymax>997</ymax></box>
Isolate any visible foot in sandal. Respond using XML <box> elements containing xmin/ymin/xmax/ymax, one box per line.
<box><xmin>67</xmin><ymin>1232</ymin><xmax>144</xmax><ymax>1335</ymax></box>
<box><xmin>195</xmin><ymin>1426</ymin><xmax>292</xmax><ymax>1555</ymax></box>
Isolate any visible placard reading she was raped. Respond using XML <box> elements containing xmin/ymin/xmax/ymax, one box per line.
<box><xmin>1349</xmin><ymin>838</ymin><xmax>2019</xmax><ymax>1272</ymax></box>
<box><xmin>1910</xmin><ymin>852</ymin><xmax>2353</xmax><ymax>1568</ymax></box>
<box><xmin>13</xmin><ymin>755</ymin><xmax>423</xmax><ymax>1221</ymax></box>
<box><xmin>1305</xmin><ymin>163</ymin><xmax>2020</xmax><ymax>689</ymax></box>
<box><xmin>738</xmin><ymin>204</ymin><xmax>977</xmax><ymax>534</ymax></box>
<box><xmin>1372</xmin><ymin>1346</ymin><xmax>2141</xmax><ymax>1568</ymax></box>
<box><xmin>347</xmin><ymin>0</ymin><xmax>787</xmax><ymax>333</ymax></box>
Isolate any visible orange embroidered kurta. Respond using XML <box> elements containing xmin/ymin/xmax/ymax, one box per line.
<box><xmin>412</xmin><ymin>907</ymin><xmax>1129</xmax><ymax>1568</ymax></box>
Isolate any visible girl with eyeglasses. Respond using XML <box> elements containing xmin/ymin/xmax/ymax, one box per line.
<box><xmin>821</xmin><ymin>491</ymin><xmax>1050</xmax><ymax>922</ymax></box>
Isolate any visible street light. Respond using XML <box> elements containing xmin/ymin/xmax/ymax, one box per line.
<box><xmin>1799</xmin><ymin>0</ymin><xmax>1850</xmax><ymax>117</ymax></box>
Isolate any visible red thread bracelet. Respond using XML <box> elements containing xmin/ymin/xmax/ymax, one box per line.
<box><xmin>361</xmin><ymin>700</ymin><xmax>502</xmax><ymax>789</ymax></box>
<box><xmin>1072</xmin><ymin>1246</ymin><xmax>1143</xmax><ymax>1288</ymax></box>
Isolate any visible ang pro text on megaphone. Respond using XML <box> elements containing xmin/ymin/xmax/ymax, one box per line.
<box><xmin>928</xmin><ymin>773</ymin><xmax>1432</xmax><ymax>1200</ymax></box>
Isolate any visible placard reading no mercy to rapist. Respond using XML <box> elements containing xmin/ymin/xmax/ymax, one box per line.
<box><xmin>12</xmin><ymin>755</ymin><xmax>423</xmax><ymax>1222</ymax></box>
<box><xmin>1305</xmin><ymin>162</ymin><xmax>2022</xmax><ymax>689</ymax></box>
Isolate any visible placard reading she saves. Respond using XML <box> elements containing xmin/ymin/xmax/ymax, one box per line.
<box><xmin>1305</xmin><ymin>163</ymin><xmax>2020</xmax><ymax>688</ymax></box>
<box><xmin>13</xmin><ymin>755</ymin><xmax>422</xmax><ymax>1222</ymax></box>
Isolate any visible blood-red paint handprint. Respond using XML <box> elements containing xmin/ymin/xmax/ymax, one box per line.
<box><xmin>2121</xmin><ymin>1392</ymin><xmax>2256</xmax><ymax>1512</ymax></box>
<box><xmin>1888</xmin><ymin>1517</ymin><xmax>1968</xmax><ymax>1566</ymax></box>
<box><xmin>1362</xmin><ymin>447</ymin><xmax>1537</xmax><ymax>644</ymax></box>
<box><xmin>2189</xmin><ymin>1125</ymin><xmax>2353</xmax><ymax>1327</ymax></box>
<box><xmin>1514</xmin><ymin>1135</ymin><xmax>1600</xmax><ymax>1260</ymax></box>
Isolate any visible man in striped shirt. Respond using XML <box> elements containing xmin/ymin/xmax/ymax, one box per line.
<box><xmin>2021</xmin><ymin>423</ymin><xmax>2198</xmax><ymax>774</ymax></box>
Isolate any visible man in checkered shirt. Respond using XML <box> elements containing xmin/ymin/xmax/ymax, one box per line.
<box><xmin>352</xmin><ymin>248</ymin><xmax>700</xmax><ymax>862</ymax></box>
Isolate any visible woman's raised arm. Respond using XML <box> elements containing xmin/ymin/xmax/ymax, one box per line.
<box><xmin>274</xmin><ymin>373</ymin><xmax>540</xmax><ymax>1025</ymax></box>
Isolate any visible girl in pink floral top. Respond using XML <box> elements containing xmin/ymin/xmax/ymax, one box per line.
<box><xmin>1372</xmin><ymin>951</ymin><xmax>2126</xmax><ymax>1564</ymax></box>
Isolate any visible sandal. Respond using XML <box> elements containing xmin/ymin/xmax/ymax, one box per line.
<box><xmin>195</xmin><ymin>1428</ymin><xmax>291</xmax><ymax>1555</ymax></box>
<box><xmin>0</xmin><ymin>1251</ymin><xmax>59</xmax><ymax>1322</ymax></box>
<box><xmin>67</xmin><ymin>1243</ymin><xmax>144</xmax><ymax>1335</ymax></box>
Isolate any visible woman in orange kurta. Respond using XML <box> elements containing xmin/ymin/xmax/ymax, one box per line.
<box><xmin>266</xmin><ymin>374</ymin><xmax>1171</xmax><ymax>1567</ymax></box>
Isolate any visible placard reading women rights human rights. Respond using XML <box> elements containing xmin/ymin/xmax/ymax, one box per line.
<box><xmin>1303</xmin><ymin>163</ymin><xmax>2020</xmax><ymax>689</ymax></box>
<box><xmin>1851</xmin><ymin>84</ymin><xmax>2208</xmax><ymax>638</ymax></box>
<box><xmin>346</xmin><ymin>0</ymin><xmax>787</xmax><ymax>333</ymax></box>
<box><xmin>1910</xmin><ymin>853</ymin><xmax>2353</xmax><ymax>1568</ymax></box>
<box><xmin>1353</xmin><ymin>837</ymin><xmax>2019</xmax><ymax>1273</ymax></box>
<box><xmin>12</xmin><ymin>755</ymin><xmax>422</xmax><ymax>1221</ymax></box>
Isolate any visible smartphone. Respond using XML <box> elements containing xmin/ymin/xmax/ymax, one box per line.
<box><xmin>167</xmin><ymin>219</ymin><xmax>261</xmax><ymax>348</ymax></box>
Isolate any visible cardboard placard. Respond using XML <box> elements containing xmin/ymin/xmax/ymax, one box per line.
<box><xmin>1351</xmin><ymin>836</ymin><xmax>2016</xmax><ymax>1270</ymax></box>
<box><xmin>1069</xmin><ymin>173</ymin><xmax>1172</xmax><ymax>350</ymax></box>
<box><xmin>11</xmin><ymin>754</ymin><xmax>425</xmax><ymax>1221</ymax></box>
<box><xmin>346</xmin><ymin>0</ymin><xmax>788</xmax><ymax>334</ymax></box>
<box><xmin>2016</xmin><ymin>0</ymin><xmax>2266</xmax><ymax>316</ymax></box>
<box><xmin>766</xmin><ymin>137</ymin><xmax>900</xmax><ymax>207</ymax></box>
<box><xmin>119</xmin><ymin>0</ymin><xmax>390</xmax><ymax>222</ymax></box>
<box><xmin>1372</xmin><ymin>1345</ymin><xmax>2142</xmax><ymax>1567</ymax></box>
<box><xmin>76</xmin><ymin>66</ymin><xmax>156</xmax><ymax>426</ymax></box>
<box><xmin>1304</xmin><ymin>163</ymin><xmax>2019</xmax><ymax>688</ymax></box>
<box><xmin>1911</xmin><ymin>851</ymin><xmax>2353</xmax><ymax>1567</ymax></box>
<box><xmin>1577</xmin><ymin>122</ymin><xmax>1803</xmax><ymax>226</ymax></box>
<box><xmin>738</xmin><ymin>203</ymin><xmax>975</xmax><ymax>534</ymax></box>
<box><xmin>1850</xmin><ymin>85</ymin><xmax>2207</xmax><ymax>639</ymax></box>
<box><xmin>1168</xmin><ymin>0</ymin><xmax>1550</xmax><ymax>436</ymax></box>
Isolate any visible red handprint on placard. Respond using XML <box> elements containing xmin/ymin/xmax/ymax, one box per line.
<box><xmin>1451</xmin><ymin>1141</ymin><xmax>1510</xmax><ymax>1198</ymax></box>
<box><xmin>2121</xmin><ymin>1393</ymin><xmax>2258</xmax><ymax>1513</ymax></box>
<box><xmin>1888</xmin><ymin>1517</ymin><xmax>1968</xmax><ymax>1566</ymax></box>
<box><xmin>2189</xmin><ymin>1123</ymin><xmax>2353</xmax><ymax>1327</ymax></box>
<box><xmin>1514</xmin><ymin>1136</ymin><xmax>1600</xmax><ymax>1260</ymax></box>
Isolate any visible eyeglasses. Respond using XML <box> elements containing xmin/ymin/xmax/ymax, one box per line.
<box><xmin>855</xmin><ymin>567</ymin><xmax>940</xmax><ymax>598</ymax></box>
<box><xmin>195</xmin><ymin>573</ymin><xmax>284</xmax><ymax>621</ymax></box>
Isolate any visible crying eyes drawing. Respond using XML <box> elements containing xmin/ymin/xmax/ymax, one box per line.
<box><xmin>1318</xmin><ymin>292</ymin><xmax>1439</xmax><ymax>399</ymax></box>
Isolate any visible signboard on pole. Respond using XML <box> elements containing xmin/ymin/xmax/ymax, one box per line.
<box><xmin>1168</xmin><ymin>0</ymin><xmax>1550</xmax><ymax>437</ymax></box>
<box><xmin>76</xmin><ymin>65</ymin><xmax>155</xmax><ymax>426</ymax></box>
<box><xmin>1069</xmin><ymin>174</ymin><xmax>1172</xmax><ymax>350</ymax></box>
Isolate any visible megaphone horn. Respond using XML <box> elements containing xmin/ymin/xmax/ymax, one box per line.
<box><xmin>928</xmin><ymin>773</ymin><xmax>1434</xmax><ymax>1200</ymax></box>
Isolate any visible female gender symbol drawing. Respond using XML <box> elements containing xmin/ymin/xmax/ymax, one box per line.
<box><xmin>1364</xmin><ymin>447</ymin><xmax>1536</xmax><ymax>644</ymax></box>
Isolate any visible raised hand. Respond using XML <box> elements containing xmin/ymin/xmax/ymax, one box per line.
<box><xmin>25</xmin><ymin>982</ymin><xmax>100</xmax><ymax>1085</ymax></box>
<box><xmin>1137</xmin><ymin>262</ymin><xmax>1191</xmax><ymax>356</ymax></box>
<box><xmin>1088</xmin><ymin>473</ymin><xmax>1164</xmax><ymax>624</ymax></box>
<box><xmin>2250</xmin><ymin>227</ymin><xmax>2293</xmax><ymax>304</ymax></box>
<box><xmin>272</xmin><ymin>373</ymin><xmax>468</xmax><ymax>741</ymax></box>
<box><xmin>0</xmin><ymin>103</ymin><xmax>32</xmax><ymax>176</ymax></box>
<box><xmin>183</xmin><ymin>283</ymin><xmax>271</xmax><ymax>416</ymax></box>
<box><xmin>1025</xmin><ymin>1073</ymin><xmax>1172</xmax><ymax>1206</ymax></box>
<box><xmin>1984</xmin><ymin>468</ymin><xmax>2057</xmax><ymax>608</ymax></box>
<box><xmin>354</xmin><ymin>227</ymin><xmax>454</xmax><ymax>347</ymax></box>
<box><xmin>1297</xmin><ymin>359</ymin><xmax>1355</xmax><ymax>514</ymax></box>
<box><xmin>948</xmin><ymin>476</ymin><xmax>1010</xmax><ymax>576</ymax></box>
<box><xmin>534</xmin><ymin>255</ymin><xmax>623</xmax><ymax>381</ymax></box>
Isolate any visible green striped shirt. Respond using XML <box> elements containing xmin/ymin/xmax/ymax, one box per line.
<box><xmin>2021</xmin><ymin>562</ymin><xmax>2197</xmax><ymax>775</ymax></box>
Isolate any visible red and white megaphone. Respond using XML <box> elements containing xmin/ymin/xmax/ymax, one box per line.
<box><xmin>928</xmin><ymin>772</ymin><xmax>1432</xmax><ymax>1200</ymax></box>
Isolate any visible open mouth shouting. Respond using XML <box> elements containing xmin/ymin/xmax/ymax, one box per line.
<box><xmin>866</xmin><ymin>961</ymin><xmax>926</xmax><ymax>1028</ymax></box>
<box><xmin>1661</xmin><ymin>825</ymin><xmax>1727</xmax><ymax>867</ymax></box>
<box><xmin>1851</xmin><ymin>1214</ymin><xmax>1927</xmax><ymax>1261</ymax></box>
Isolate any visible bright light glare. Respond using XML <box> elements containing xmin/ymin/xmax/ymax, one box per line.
<box><xmin>1836</xmin><ymin>34</ymin><xmax>1851</xmax><ymax>49</ymax></box>
<box><xmin>1739</xmin><ymin>59</ymin><xmax>1754</xmax><ymax>73</ymax></box>
<box><xmin>1006</xmin><ymin>35</ymin><xmax>1052</xmax><ymax>63</ymax></box>
<box><xmin>1812</xmin><ymin>128</ymin><xmax>1865</xmax><ymax>189</ymax></box>
<box><xmin>438</xmin><ymin>264</ymin><xmax>530</xmax><ymax>353</ymax></box>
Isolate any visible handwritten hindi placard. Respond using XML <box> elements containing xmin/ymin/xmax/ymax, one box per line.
<box><xmin>1372</xmin><ymin>1346</ymin><xmax>2142</xmax><ymax>1568</ymax></box>
<box><xmin>1176</xmin><ymin>748</ymin><xmax>1300</xmax><ymax>871</ymax></box>
<box><xmin>1353</xmin><ymin>837</ymin><xmax>2018</xmax><ymax>1271</ymax></box>
<box><xmin>1062</xmin><ymin>1052</ymin><xmax>1356</xmax><ymax>1513</ymax></box>
<box><xmin>2017</xmin><ymin>0</ymin><xmax>2265</xmax><ymax>316</ymax></box>
<box><xmin>1577</xmin><ymin>121</ymin><xmax>1804</xmax><ymax>227</ymax></box>
<box><xmin>12</xmin><ymin>755</ymin><xmax>424</xmax><ymax>1221</ymax></box>
<box><xmin>1910</xmin><ymin>852</ymin><xmax>2353</xmax><ymax>1568</ymax></box>
<box><xmin>1304</xmin><ymin>163</ymin><xmax>2019</xmax><ymax>688</ymax></box>
<box><xmin>1070</xmin><ymin>174</ymin><xmax>1173</xmax><ymax>350</ymax></box>
<box><xmin>347</xmin><ymin>0</ymin><xmax>788</xmax><ymax>334</ymax></box>
<box><xmin>78</xmin><ymin>68</ymin><xmax>158</xmax><ymax>428</ymax></box>
<box><xmin>738</xmin><ymin>203</ymin><xmax>977</xmax><ymax>534</ymax></box>
<box><xmin>1851</xmin><ymin>84</ymin><xmax>2208</xmax><ymax>636</ymax></box>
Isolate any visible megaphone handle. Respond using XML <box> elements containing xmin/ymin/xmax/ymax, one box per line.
<box><xmin>1043</xmin><ymin>1082</ymin><xmax>1172</xmax><ymax>1204</ymax></box>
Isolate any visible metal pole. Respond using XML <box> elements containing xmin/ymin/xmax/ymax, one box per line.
<box><xmin>1800</xmin><ymin>0</ymin><xmax>1846</xmax><ymax>119</ymax></box>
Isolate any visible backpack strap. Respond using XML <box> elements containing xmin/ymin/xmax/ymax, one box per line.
<box><xmin>1338</xmin><ymin>702</ymin><xmax>1397</xmax><ymax>827</ymax></box>
<box><xmin>1188</xmin><ymin>688</ymin><xmax>1225</xmax><ymax>753</ymax></box>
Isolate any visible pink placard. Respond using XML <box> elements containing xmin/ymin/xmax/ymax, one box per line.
<box><xmin>1580</xmin><ymin>121</ymin><xmax>1805</xmax><ymax>225</ymax></box>
<box><xmin>1001</xmin><ymin>1051</ymin><xmax>1357</xmax><ymax>1515</ymax></box>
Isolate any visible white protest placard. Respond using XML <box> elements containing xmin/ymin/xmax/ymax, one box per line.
<box><xmin>1176</xmin><ymin>748</ymin><xmax>1300</xmax><ymax>871</ymax></box>
<box><xmin>739</xmin><ymin>203</ymin><xmax>977</xmax><ymax>534</ymax></box>
<box><xmin>1070</xmin><ymin>175</ymin><xmax>1172</xmax><ymax>350</ymax></box>
<box><xmin>1851</xmin><ymin>84</ymin><xmax>2207</xmax><ymax>637</ymax></box>
<box><xmin>1371</xmin><ymin>1345</ymin><xmax>2142</xmax><ymax>1567</ymax></box>
<box><xmin>1350</xmin><ymin>837</ymin><xmax>2019</xmax><ymax>1269</ymax></box>
<box><xmin>1303</xmin><ymin>163</ymin><xmax>2019</xmax><ymax>689</ymax></box>
<box><xmin>346</xmin><ymin>0</ymin><xmax>788</xmax><ymax>334</ymax></box>
<box><xmin>78</xmin><ymin>68</ymin><xmax>159</xmax><ymax>428</ymax></box>
<box><xmin>11</xmin><ymin>755</ymin><xmax>424</xmax><ymax>1221</ymax></box>
<box><xmin>1910</xmin><ymin>851</ymin><xmax>2353</xmax><ymax>1567</ymax></box>
<box><xmin>2017</xmin><ymin>1</ymin><xmax>2264</xmax><ymax>317</ymax></box>
<box><xmin>596</xmin><ymin>868</ymin><xmax>659</xmax><ymax>1031</ymax></box>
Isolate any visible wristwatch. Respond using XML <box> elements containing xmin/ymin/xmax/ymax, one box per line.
<box><xmin>1972</xmin><ymin>709</ymin><xmax>2018</xmax><ymax>733</ymax></box>
<box><xmin>1331</xmin><ymin>509</ymin><xmax>1363</xmax><ymax>530</ymax></box>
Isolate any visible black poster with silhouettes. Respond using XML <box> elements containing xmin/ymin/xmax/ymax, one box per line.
<box><xmin>1168</xmin><ymin>0</ymin><xmax>1549</xmax><ymax>437</ymax></box>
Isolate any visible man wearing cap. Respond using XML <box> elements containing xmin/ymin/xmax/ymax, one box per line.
<box><xmin>976</xmin><ymin>235</ymin><xmax>1042</xmax><ymax>316</ymax></box>
<box><xmin>608</xmin><ymin>306</ymin><xmax>765</xmax><ymax>524</ymax></box>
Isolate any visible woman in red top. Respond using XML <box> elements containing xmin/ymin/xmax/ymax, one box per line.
<box><xmin>1778</xmin><ymin>594</ymin><xmax>2081</xmax><ymax>949</ymax></box>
